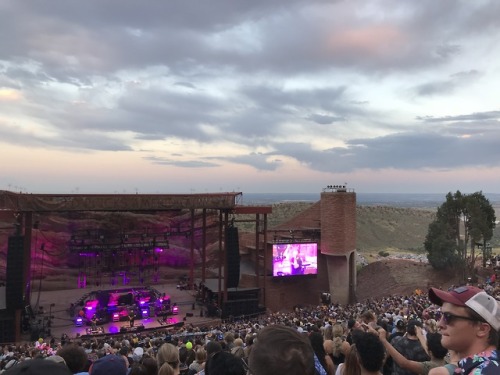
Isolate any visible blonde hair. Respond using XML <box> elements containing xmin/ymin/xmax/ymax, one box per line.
<box><xmin>157</xmin><ymin>343</ymin><xmax>179</xmax><ymax>369</ymax></box>
<box><xmin>331</xmin><ymin>323</ymin><xmax>344</xmax><ymax>338</ymax></box>
<box><xmin>195</xmin><ymin>348</ymin><xmax>207</xmax><ymax>364</ymax></box>
<box><xmin>158</xmin><ymin>362</ymin><xmax>176</xmax><ymax>375</ymax></box>
<box><xmin>425</xmin><ymin>319</ymin><xmax>438</xmax><ymax>333</ymax></box>
<box><xmin>323</xmin><ymin>325</ymin><xmax>333</xmax><ymax>341</ymax></box>
<box><xmin>343</xmin><ymin>344</ymin><xmax>361</xmax><ymax>375</ymax></box>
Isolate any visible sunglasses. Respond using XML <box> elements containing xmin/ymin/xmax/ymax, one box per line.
<box><xmin>440</xmin><ymin>311</ymin><xmax>479</xmax><ymax>325</ymax></box>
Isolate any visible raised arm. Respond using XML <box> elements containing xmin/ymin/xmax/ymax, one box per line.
<box><xmin>369</xmin><ymin>327</ymin><xmax>425</xmax><ymax>375</ymax></box>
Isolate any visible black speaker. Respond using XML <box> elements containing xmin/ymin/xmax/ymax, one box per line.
<box><xmin>0</xmin><ymin>313</ymin><xmax>16</xmax><ymax>343</ymax></box>
<box><xmin>222</xmin><ymin>299</ymin><xmax>259</xmax><ymax>318</ymax></box>
<box><xmin>6</xmin><ymin>236</ymin><xmax>25</xmax><ymax>310</ymax></box>
<box><xmin>225</xmin><ymin>226</ymin><xmax>240</xmax><ymax>289</ymax></box>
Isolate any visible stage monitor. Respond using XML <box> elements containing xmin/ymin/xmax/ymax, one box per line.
<box><xmin>272</xmin><ymin>242</ymin><xmax>318</xmax><ymax>277</ymax></box>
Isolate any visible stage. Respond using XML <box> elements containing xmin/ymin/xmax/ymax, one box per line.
<box><xmin>28</xmin><ymin>282</ymin><xmax>220</xmax><ymax>340</ymax></box>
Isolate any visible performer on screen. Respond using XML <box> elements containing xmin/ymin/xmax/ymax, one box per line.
<box><xmin>290</xmin><ymin>248</ymin><xmax>304</xmax><ymax>275</ymax></box>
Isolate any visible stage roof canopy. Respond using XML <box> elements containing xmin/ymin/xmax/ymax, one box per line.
<box><xmin>0</xmin><ymin>191</ymin><xmax>244</xmax><ymax>212</ymax></box>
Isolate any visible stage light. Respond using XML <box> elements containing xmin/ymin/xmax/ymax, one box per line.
<box><xmin>172</xmin><ymin>304</ymin><xmax>179</xmax><ymax>315</ymax></box>
<box><xmin>75</xmin><ymin>317</ymin><xmax>83</xmax><ymax>326</ymax></box>
<box><xmin>142</xmin><ymin>309</ymin><xmax>149</xmax><ymax>318</ymax></box>
<box><xmin>112</xmin><ymin>313</ymin><xmax>119</xmax><ymax>322</ymax></box>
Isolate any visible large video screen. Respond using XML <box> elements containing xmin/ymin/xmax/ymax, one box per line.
<box><xmin>272</xmin><ymin>242</ymin><xmax>318</xmax><ymax>277</ymax></box>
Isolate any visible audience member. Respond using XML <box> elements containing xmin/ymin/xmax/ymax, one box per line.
<box><xmin>157</xmin><ymin>343</ymin><xmax>181</xmax><ymax>375</ymax></box>
<box><xmin>5</xmin><ymin>358</ymin><xmax>73</xmax><ymax>375</ymax></box>
<box><xmin>310</xmin><ymin>331</ymin><xmax>334</xmax><ymax>375</ymax></box>
<box><xmin>205</xmin><ymin>351</ymin><xmax>245</xmax><ymax>375</ymax></box>
<box><xmin>88</xmin><ymin>355</ymin><xmax>127</xmax><ymax>375</ymax></box>
<box><xmin>429</xmin><ymin>286</ymin><xmax>500</xmax><ymax>374</ymax></box>
<box><xmin>248</xmin><ymin>325</ymin><xmax>316</xmax><ymax>375</ymax></box>
<box><xmin>352</xmin><ymin>332</ymin><xmax>385</xmax><ymax>375</ymax></box>
<box><xmin>57</xmin><ymin>344</ymin><xmax>89</xmax><ymax>375</ymax></box>
<box><xmin>392</xmin><ymin>319</ymin><xmax>430</xmax><ymax>375</ymax></box>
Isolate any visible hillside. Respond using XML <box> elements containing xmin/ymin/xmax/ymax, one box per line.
<box><xmin>256</xmin><ymin>202</ymin><xmax>500</xmax><ymax>253</ymax></box>
<box><xmin>355</xmin><ymin>259</ymin><xmax>458</xmax><ymax>301</ymax></box>
<box><xmin>238</xmin><ymin>202</ymin><xmax>437</xmax><ymax>253</ymax></box>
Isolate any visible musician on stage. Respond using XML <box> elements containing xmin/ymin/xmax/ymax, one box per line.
<box><xmin>128</xmin><ymin>309</ymin><xmax>136</xmax><ymax>327</ymax></box>
<box><xmin>90</xmin><ymin>314</ymin><xmax>98</xmax><ymax>330</ymax></box>
<box><xmin>290</xmin><ymin>248</ymin><xmax>304</xmax><ymax>275</ymax></box>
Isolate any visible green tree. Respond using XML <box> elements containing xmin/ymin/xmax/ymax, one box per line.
<box><xmin>425</xmin><ymin>191</ymin><xmax>496</xmax><ymax>279</ymax></box>
<box><xmin>424</xmin><ymin>219</ymin><xmax>459</xmax><ymax>269</ymax></box>
<box><xmin>463</xmin><ymin>192</ymin><xmax>496</xmax><ymax>269</ymax></box>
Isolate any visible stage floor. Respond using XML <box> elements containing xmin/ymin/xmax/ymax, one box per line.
<box><xmin>30</xmin><ymin>282</ymin><xmax>219</xmax><ymax>340</ymax></box>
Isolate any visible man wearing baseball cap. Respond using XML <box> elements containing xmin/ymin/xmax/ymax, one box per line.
<box><xmin>428</xmin><ymin>286</ymin><xmax>499</xmax><ymax>374</ymax></box>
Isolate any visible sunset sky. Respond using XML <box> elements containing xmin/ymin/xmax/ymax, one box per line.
<box><xmin>1</xmin><ymin>1</ymin><xmax>499</xmax><ymax>195</ymax></box>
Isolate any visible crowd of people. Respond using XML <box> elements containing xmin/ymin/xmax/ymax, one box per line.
<box><xmin>1</xmin><ymin>281</ymin><xmax>499</xmax><ymax>375</ymax></box>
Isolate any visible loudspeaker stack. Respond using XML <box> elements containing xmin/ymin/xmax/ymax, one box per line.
<box><xmin>225</xmin><ymin>226</ymin><xmax>240</xmax><ymax>289</ymax></box>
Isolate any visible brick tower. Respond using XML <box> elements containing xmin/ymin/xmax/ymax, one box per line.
<box><xmin>320</xmin><ymin>186</ymin><xmax>356</xmax><ymax>304</ymax></box>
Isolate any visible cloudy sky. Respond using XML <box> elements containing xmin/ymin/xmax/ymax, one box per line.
<box><xmin>1</xmin><ymin>1</ymin><xmax>499</xmax><ymax>195</ymax></box>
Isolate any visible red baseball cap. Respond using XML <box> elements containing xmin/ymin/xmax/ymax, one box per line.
<box><xmin>429</xmin><ymin>286</ymin><xmax>500</xmax><ymax>331</ymax></box>
<box><xmin>429</xmin><ymin>286</ymin><xmax>483</xmax><ymax>307</ymax></box>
